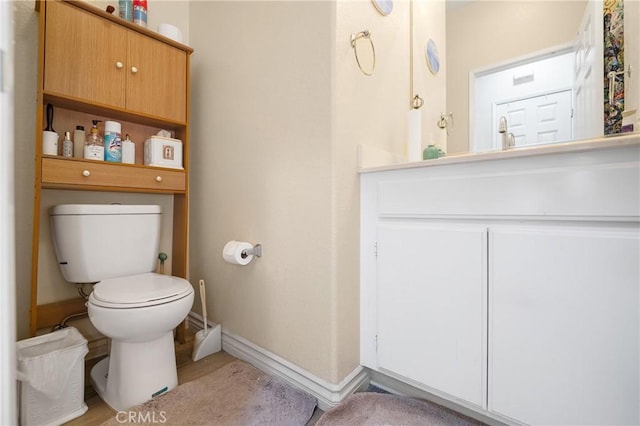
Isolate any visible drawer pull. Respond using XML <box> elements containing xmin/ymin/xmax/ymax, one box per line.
<box><xmin>155</xmin><ymin>176</ymin><xmax>163</xmax><ymax>182</ymax></box>
<box><xmin>115</xmin><ymin>61</ymin><xmax>124</xmax><ymax>69</ymax></box>
<box><xmin>131</xmin><ymin>66</ymin><xmax>139</xmax><ymax>74</ymax></box>
<box><xmin>82</xmin><ymin>170</ymin><xmax>91</xmax><ymax>177</ymax></box>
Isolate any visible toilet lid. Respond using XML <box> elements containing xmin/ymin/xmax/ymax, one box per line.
<box><xmin>90</xmin><ymin>272</ymin><xmax>193</xmax><ymax>308</ymax></box>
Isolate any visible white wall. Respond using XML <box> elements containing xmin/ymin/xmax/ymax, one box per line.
<box><xmin>1</xmin><ymin>0</ymin><xmax>17</xmax><ymax>423</ymax></box>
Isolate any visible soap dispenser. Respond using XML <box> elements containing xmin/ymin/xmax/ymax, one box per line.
<box><xmin>84</xmin><ymin>120</ymin><xmax>104</xmax><ymax>161</ymax></box>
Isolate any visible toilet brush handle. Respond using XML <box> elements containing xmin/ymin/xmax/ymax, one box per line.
<box><xmin>199</xmin><ymin>279</ymin><xmax>207</xmax><ymax>332</ymax></box>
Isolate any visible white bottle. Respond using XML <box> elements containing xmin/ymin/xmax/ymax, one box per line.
<box><xmin>84</xmin><ymin>120</ymin><xmax>104</xmax><ymax>161</ymax></box>
<box><xmin>62</xmin><ymin>131</ymin><xmax>73</xmax><ymax>157</ymax></box>
<box><xmin>73</xmin><ymin>125</ymin><xmax>85</xmax><ymax>158</ymax></box>
<box><xmin>122</xmin><ymin>134</ymin><xmax>136</xmax><ymax>164</ymax></box>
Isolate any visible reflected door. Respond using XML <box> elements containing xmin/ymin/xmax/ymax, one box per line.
<box><xmin>494</xmin><ymin>90</ymin><xmax>573</xmax><ymax>148</ymax></box>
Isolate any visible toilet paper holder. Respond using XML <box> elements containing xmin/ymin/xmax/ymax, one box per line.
<box><xmin>241</xmin><ymin>244</ymin><xmax>262</xmax><ymax>259</ymax></box>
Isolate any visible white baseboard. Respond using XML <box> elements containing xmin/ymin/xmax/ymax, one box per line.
<box><xmin>219</xmin><ymin>327</ymin><xmax>369</xmax><ymax>411</ymax></box>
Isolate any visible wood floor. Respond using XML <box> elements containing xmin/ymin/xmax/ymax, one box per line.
<box><xmin>65</xmin><ymin>333</ymin><xmax>324</xmax><ymax>425</ymax></box>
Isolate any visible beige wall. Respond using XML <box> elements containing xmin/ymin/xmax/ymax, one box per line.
<box><xmin>188</xmin><ymin>0</ymin><xmax>437</xmax><ymax>384</ymax></box>
<box><xmin>12</xmin><ymin>0</ymin><xmax>189</xmax><ymax>339</ymax></box>
<box><xmin>413</xmin><ymin>0</ymin><xmax>448</xmax><ymax>150</ymax></box>
<box><xmin>88</xmin><ymin>0</ymin><xmax>190</xmax><ymax>45</ymax></box>
<box><xmin>189</xmin><ymin>0</ymin><xmax>338</xmax><ymax>381</ymax></box>
<box><xmin>446</xmin><ymin>1</ymin><xmax>587</xmax><ymax>153</ymax></box>
<box><xmin>14</xmin><ymin>0</ymin><xmax>39</xmax><ymax>340</ymax></box>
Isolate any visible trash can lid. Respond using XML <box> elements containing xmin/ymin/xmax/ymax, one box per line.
<box><xmin>17</xmin><ymin>327</ymin><xmax>87</xmax><ymax>360</ymax></box>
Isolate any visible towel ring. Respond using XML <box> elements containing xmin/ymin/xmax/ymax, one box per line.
<box><xmin>350</xmin><ymin>30</ymin><xmax>376</xmax><ymax>76</ymax></box>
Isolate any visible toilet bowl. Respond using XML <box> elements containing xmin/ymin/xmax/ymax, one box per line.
<box><xmin>50</xmin><ymin>204</ymin><xmax>195</xmax><ymax>411</ymax></box>
<box><xmin>88</xmin><ymin>273</ymin><xmax>193</xmax><ymax>411</ymax></box>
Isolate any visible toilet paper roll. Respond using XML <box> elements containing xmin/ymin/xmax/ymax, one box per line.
<box><xmin>222</xmin><ymin>240</ymin><xmax>254</xmax><ymax>265</ymax></box>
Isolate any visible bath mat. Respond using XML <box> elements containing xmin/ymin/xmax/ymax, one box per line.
<box><xmin>101</xmin><ymin>360</ymin><xmax>317</xmax><ymax>426</ymax></box>
<box><xmin>316</xmin><ymin>392</ymin><xmax>484</xmax><ymax>426</ymax></box>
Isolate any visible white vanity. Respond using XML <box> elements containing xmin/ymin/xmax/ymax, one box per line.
<box><xmin>360</xmin><ymin>136</ymin><xmax>640</xmax><ymax>425</ymax></box>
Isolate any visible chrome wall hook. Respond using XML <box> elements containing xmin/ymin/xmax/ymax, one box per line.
<box><xmin>437</xmin><ymin>112</ymin><xmax>454</xmax><ymax>134</ymax></box>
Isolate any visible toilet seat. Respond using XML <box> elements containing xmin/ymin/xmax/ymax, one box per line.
<box><xmin>89</xmin><ymin>272</ymin><xmax>193</xmax><ymax>308</ymax></box>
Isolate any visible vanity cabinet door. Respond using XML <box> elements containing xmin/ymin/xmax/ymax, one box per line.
<box><xmin>376</xmin><ymin>222</ymin><xmax>487</xmax><ymax>408</ymax></box>
<box><xmin>489</xmin><ymin>226</ymin><xmax>639</xmax><ymax>425</ymax></box>
<box><xmin>44</xmin><ymin>1</ymin><xmax>127</xmax><ymax>108</ymax></box>
<box><xmin>126</xmin><ymin>31</ymin><xmax>187</xmax><ymax>123</ymax></box>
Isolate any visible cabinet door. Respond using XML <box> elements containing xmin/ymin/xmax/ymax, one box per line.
<box><xmin>377</xmin><ymin>222</ymin><xmax>487</xmax><ymax>408</ymax></box>
<box><xmin>489</xmin><ymin>226</ymin><xmax>639</xmax><ymax>425</ymax></box>
<box><xmin>126</xmin><ymin>31</ymin><xmax>187</xmax><ymax>123</ymax></box>
<box><xmin>44</xmin><ymin>1</ymin><xmax>126</xmax><ymax>108</ymax></box>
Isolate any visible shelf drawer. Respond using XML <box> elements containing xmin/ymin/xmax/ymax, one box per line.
<box><xmin>42</xmin><ymin>157</ymin><xmax>186</xmax><ymax>192</ymax></box>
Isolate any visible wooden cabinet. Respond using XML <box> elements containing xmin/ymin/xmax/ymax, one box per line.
<box><xmin>43</xmin><ymin>0</ymin><xmax>187</xmax><ymax>123</ymax></box>
<box><xmin>30</xmin><ymin>0</ymin><xmax>193</xmax><ymax>336</ymax></box>
<box><xmin>360</xmin><ymin>144</ymin><xmax>640</xmax><ymax>424</ymax></box>
<box><xmin>42</xmin><ymin>157</ymin><xmax>186</xmax><ymax>192</ymax></box>
<box><xmin>126</xmin><ymin>31</ymin><xmax>187</xmax><ymax>122</ymax></box>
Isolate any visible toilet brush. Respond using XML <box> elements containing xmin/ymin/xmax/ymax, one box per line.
<box><xmin>192</xmin><ymin>279</ymin><xmax>221</xmax><ymax>361</ymax></box>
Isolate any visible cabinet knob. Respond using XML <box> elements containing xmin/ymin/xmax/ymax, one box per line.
<box><xmin>155</xmin><ymin>176</ymin><xmax>163</xmax><ymax>182</ymax></box>
<box><xmin>82</xmin><ymin>170</ymin><xmax>91</xmax><ymax>177</ymax></box>
<box><xmin>131</xmin><ymin>66</ymin><xmax>138</xmax><ymax>74</ymax></box>
<box><xmin>115</xmin><ymin>61</ymin><xmax>124</xmax><ymax>69</ymax></box>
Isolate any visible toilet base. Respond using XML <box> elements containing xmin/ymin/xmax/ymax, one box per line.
<box><xmin>90</xmin><ymin>332</ymin><xmax>178</xmax><ymax>411</ymax></box>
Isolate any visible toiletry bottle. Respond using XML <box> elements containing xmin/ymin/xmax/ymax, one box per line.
<box><xmin>104</xmin><ymin>120</ymin><xmax>122</xmax><ymax>163</ymax></box>
<box><xmin>133</xmin><ymin>0</ymin><xmax>147</xmax><ymax>27</ymax></box>
<box><xmin>62</xmin><ymin>131</ymin><xmax>73</xmax><ymax>157</ymax></box>
<box><xmin>118</xmin><ymin>0</ymin><xmax>133</xmax><ymax>22</ymax></box>
<box><xmin>122</xmin><ymin>134</ymin><xmax>136</xmax><ymax>164</ymax></box>
<box><xmin>84</xmin><ymin>120</ymin><xmax>104</xmax><ymax>161</ymax></box>
<box><xmin>73</xmin><ymin>125</ymin><xmax>85</xmax><ymax>158</ymax></box>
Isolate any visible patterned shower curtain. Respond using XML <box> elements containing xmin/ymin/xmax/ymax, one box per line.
<box><xmin>604</xmin><ymin>0</ymin><xmax>624</xmax><ymax>134</ymax></box>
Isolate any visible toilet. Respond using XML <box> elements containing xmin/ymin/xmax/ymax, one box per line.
<box><xmin>50</xmin><ymin>204</ymin><xmax>194</xmax><ymax>411</ymax></box>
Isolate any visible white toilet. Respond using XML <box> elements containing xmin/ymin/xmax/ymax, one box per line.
<box><xmin>50</xmin><ymin>204</ymin><xmax>194</xmax><ymax>411</ymax></box>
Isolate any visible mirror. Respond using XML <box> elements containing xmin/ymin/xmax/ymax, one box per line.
<box><xmin>442</xmin><ymin>0</ymin><xmax>638</xmax><ymax>154</ymax></box>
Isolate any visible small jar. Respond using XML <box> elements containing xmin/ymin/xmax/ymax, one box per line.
<box><xmin>423</xmin><ymin>145</ymin><xmax>440</xmax><ymax>160</ymax></box>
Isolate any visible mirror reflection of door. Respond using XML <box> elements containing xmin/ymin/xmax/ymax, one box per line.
<box><xmin>494</xmin><ymin>90</ymin><xmax>573</xmax><ymax>149</ymax></box>
<box><xmin>472</xmin><ymin>49</ymin><xmax>574</xmax><ymax>152</ymax></box>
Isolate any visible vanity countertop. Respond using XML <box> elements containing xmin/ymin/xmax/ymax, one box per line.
<box><xmin>359</xmin><ymin>134</ymin><xmax>640</xmax><ymax>174</ymax></box>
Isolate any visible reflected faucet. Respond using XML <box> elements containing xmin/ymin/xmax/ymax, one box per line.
<box><xmin>498</xmin><ymin>116</ymin><xmax>515</xmax><ymax>150</ymax></box>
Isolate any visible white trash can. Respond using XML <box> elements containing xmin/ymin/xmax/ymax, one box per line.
<box><xmin>17</xmin><ymin>327</ymin><xmax>89</xmax><ymax>426</ymax></box>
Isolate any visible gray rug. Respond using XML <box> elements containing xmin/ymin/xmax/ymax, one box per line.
<box><xmin>102</xmin><ymin>360</ymin><xmax>317</xmax><ymax>425</ymax></box>
<box><xmin>316</xmin><ymin>392</ymin><xmax>484</xmax><ymax>426</ymax></box>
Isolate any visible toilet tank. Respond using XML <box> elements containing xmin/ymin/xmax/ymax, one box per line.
<box><xmin>50</xmin><ymin>204</ymin><xmax>162</xmax><ymax>283</ymax></box>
